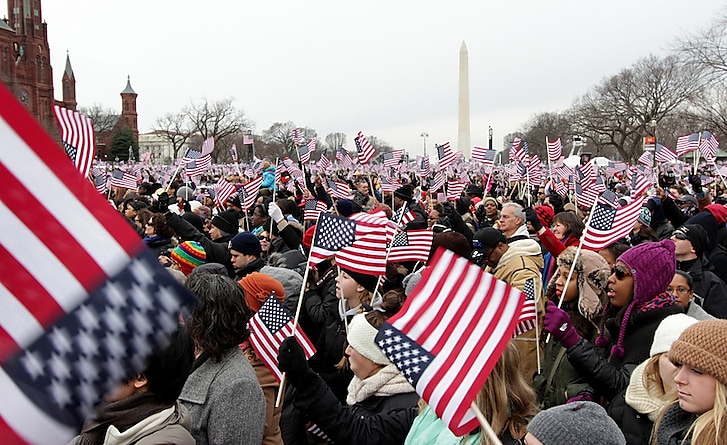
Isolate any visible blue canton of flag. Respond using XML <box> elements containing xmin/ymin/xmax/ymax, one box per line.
<box><xmin>376</xmin><ymin>326</ymin><xmax>435</xmax><ymax>387</ymax></box>
<box><xmin>309</xmin><ymin>213</ymin><xmax>357</xmax><ymax>263</ymax></box>
<box><xmin>598</xmin><ymin>189</ymin><xmax>619</xmax><ymax>208</ymax></box>
<box><xmin>589</xmin><ymin>204</ymin><xmax>617</xmax><ymax>231</ymax></box>
<box><xmin>514</xmin><ymin>278</ymin><xmax>537</xmax><ymax>337</ymax></box>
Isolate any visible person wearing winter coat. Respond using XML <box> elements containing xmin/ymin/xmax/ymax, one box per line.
<box><xmin>534</xmin><ymin>247</ymin><xmax>610</xmax><ymax>408</ymax></box>
<box><xmin>542</xmin><ymin>240</ymin><xmax>684</xmax><ymax>405</ymax></box>
<box><xmin>278</xmin><ymin>292</ymin><xmax>418</xmax><ymax>445</ymax></box>
<box><xmin>69</xmin><ymin>327</ymin><xmax>195</xmax><ymax>445</ymax></box>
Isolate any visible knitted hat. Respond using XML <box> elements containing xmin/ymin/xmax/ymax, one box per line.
<box><xmin>302</xmin><ymin>225</ymin><xmax>316</xmax><ymax>249</ymax></box>
<box><xmin>527</xmin><ymin>401</ymin><xmax>626</xmax><ymax>445</ymax></box>
<box><xmin>637</xmin><ymin>206</ymin><xmax>652</xmax><ymax>226</ymax></box>
<box><xmin>649</xmin><ymin>314</ymin><xmax>698</xmax><ymax>357</ymax></box>
<box><xmin>669</xmin><ymin>319</ymin><xmax>727</xmax><ymax>385</ymax></box>
<box><xmin>336</xmin><ymin>199</ymin><xmax>359</xmax><ymax>217</ymax></box>
<box><xmin>176</xmin><ymin>186</ymin><xmax>194</xmax><ymax>200</ymax></box>
<box><xmin>596</xmin><ymin>240</ymin><xmax>676</xmax><ymax>359</ymax></box>
<box><xmin>393</xmin><ymin>185</ymin><xmax>413</xmax><ymax>202</ymax></box>
<box><xmin>211</xmin><ymin>209</ymin><xmax>240</xmax><ymax>234</ymax></box>
<box><xmin>555</xmin><ymin>247</ymin><xmax>609</xmax><ymax>319</ymax></box>
<box><xmin>170</xmin><ymin>241</ymin><xmax>206</xmax><ymax>276</ymax></box>
<box><xmin>342</xmin><ymin>268</ymin><xmax>378</xmax><ymax>293</ymax></box>
<box><xmin>229</xmin><ymin>232</ymin><xmax>262</xmax><ymax>256</ymax></box>
<box><xmin>482</xmin><ymin>197</ymin><xmax>498</xmax><ymax>208</ymax></box>
<box><xmin>673</xmin><ymin>224</ymin><xmax>707</xmax><ymax>259</ymax></box>
<box><xmin>535</xmin><ymin>205</ymin><xmax>555</xmax><ymax>228</ymax></box>
<box><xmin>239</xmin><ymin>272</ymin><xmax>285</xmax><ymax>312</ymax></box>
<box><xmin>347</xmin><ymin>314</ymin><xmax>390</xmax><ymax>365</ymax></box>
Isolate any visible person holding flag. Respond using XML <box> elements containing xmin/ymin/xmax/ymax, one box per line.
<box><xmin>533</xmin><ymin>247</ymin><xmax>611</xmax><ymax>408</ymax></box>
<box><xmin>277</xmin><ymin>290</ymin><xmax>417</xmax><ymax>445</ymax></box>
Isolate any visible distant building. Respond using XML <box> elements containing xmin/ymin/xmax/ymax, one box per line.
<box><xmin>96</xmin><ymin>76</ymin><xmax>139</xmax><ymax>161</ymax></box>
<box><xmin>138</xmin><ymin>130</ymin><xmax>178</xmax><ymax>165</ymax></box>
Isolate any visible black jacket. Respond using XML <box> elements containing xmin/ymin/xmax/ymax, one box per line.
<box><xmin>291</xmin><ymin>371</ymin><xmax>419</xmax><ymax>445</ymax></box>
<box><xmin>166</xmin><ymin>212</ymin><xmax>235</xmax><ymax>277</ymax></box>
<box><xmin>607</xmin><ymin>391</ymin><xmax>655</xmax><ymax>445</ymax></box>
<box><xmin>678</xmin><ymin>258</ymin><xmax>727</xmax><ymax>319</ymax></box>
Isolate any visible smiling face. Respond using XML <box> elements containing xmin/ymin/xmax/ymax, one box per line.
<box><xmin>673</xmin><ymin>362</ymin><xmax>717</xmax><ymax>415</ymax></box>
<box><xmin>552</xmin><ymin>221</ymin><xmax>568</xmax><ymax>239</ymax></box>
<box><xmin>607</xmin><ymin>261</ymin><xmax>634</xmax><ymax>308</ymax></box>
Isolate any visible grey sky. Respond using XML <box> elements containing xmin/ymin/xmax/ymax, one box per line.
<box><xmin>42</xmin><ymin>0</ymin><xmax>724</xmax><ymax>156</ymax></box>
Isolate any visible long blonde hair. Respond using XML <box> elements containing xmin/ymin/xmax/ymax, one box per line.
<box><xmin>653</xmin><ymin>381</ymin><xmax>727</xmax><ymax>445</ymax></box>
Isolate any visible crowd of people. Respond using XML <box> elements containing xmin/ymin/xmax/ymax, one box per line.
<box><xmin>73</xmin><ymin>163</ymin><xmax>727</xmax><ymax>445</ymax></box>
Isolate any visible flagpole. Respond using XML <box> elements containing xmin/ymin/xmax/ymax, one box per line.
<box><xmin>694</xmin><ymin>132</ymin><xmax>702</xmax><ymax>176</ymax></box>
<box><xmin>165</xmin><ymin>162</ymin><xmax>184</xmax><ymax>192</ymax></box>
<box><xmin>470</xmin><ymin>402</ymin><xmax>504</xmax><ymax>445</ymax></box>
<box><xmin>546</xmin><ymin>136</ymin><xmax>554</xmax><ymax>196</ymax></box>
<box><xmin>269</xmin><ymin>157</ymin><xmax>279</xmax><ymax>236</ymax></box>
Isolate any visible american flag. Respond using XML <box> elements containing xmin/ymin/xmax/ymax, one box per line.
<box><xmin>430</xmin><ymin>171</ymin><xmax>446</xmax><ymax>192</ymax></box>
<box><xmin>336</xmin><ymin>146</ymin><xmax>354</xmax><ymax>168</ymax></box>
<box><xmin>380</xmin><ymin>176</ymin><xmax>402</xmax><ymax>193</ymax></box>
<box><xmin>418</xmin><ymin>155</ymin><xmax>431</xmax><ymax>177</ymax></box>
<box><xmin>472</xmin><ymin>146</ymin><xmax>496</xmax><ymax>167</ymax></box>
<box><xmin>655</xmin><ymin>143</ymin><xmax>677</xmax><ymax>163</ymax></box>
<box><xmin>383</xmin><ymin>150</ymin><xmax>406</xmax><ymax>168</ymax></box>
<box><xmin>213</xmin><ymin>178</ymin><xmax>237</xmax><ymax>207</ymax></box>
<box><xmin>675</xmin><ymin>132</ymin><xmax>700</xmax><ymax>156</ymax></box>
<box><xmin>52</xmin><ymin>105</ymin><xmax>96</xmax><ymax>179</ymax></box>
<box><xmin>375</xmin><ymin>248</ymin><xmax>525</xmax><ymax>436</ymax></box>
<box><xmin>200</xmin><ymin>136</ymin><xmax>215</xmax><ymax>156</ymax></box>
<box><xmin>335</xmin><ymin>229</ymin><xmax>389</xmax><ymax>275</ymax></box>
<box><xmin>446</xmin><ymin>179</ymin><xmax>466</xmax><ymax>201</ymax></box>
<box><xmin>510</xmin><ymin>138</ymin><xmax>528</xmax><ymax>163</ymax></box>
<box><xmin>309</xmin><ymin>212</ymin><xmax>387</xmax><ymax>266</ymax></box>
<box><xmin>140</xmin><ymin>151</ymin><xmax>151</xmax><ymax>166</ymax></box>
<box><xmin>292</xmin><ymin>128</ymin><xmax>304</xmax><ymax>146</ymax></box>
<box><xmin>92</xmin><ymin>168</ymin><xmax>107</xmax><ymax>194</ymax></box>
<box><xmin>0</xmin><ymin>85</ymin><xmax>197</xmax><ymax>444</ymax></box>
<box><xmin>546</xmin><ymin>137</ymin><xmax>562</xmax><ymax>163</ymax></box>
<box><xmin>298</xmin><ymin>143</ymin><xmax>313</xmax><ymax>165</ymax></box>
<box><xmin>698</xmin><ymin>130</ymin><xmax>719</xmax><ymax>163</ymax></box>
<box><xmin>582</xmin><ymin>195</ymin><xmax>645</xmax><ymax>250</ymax></box>
<box><xmin>436</xmin><ymin>142</ymin><xmax>456</xmax><ymax>171</ymax></box>
<box><xmin>576</xmin><ymin>176</ymin><xmax>606</xmax><ymax>208</ymax></box>
<box><xmin>304</xmin><ymin>199</ymin><xmax>328</xmax><ymax>222</ymax></box>
<box><xmin>637</xmin><ymin>151</ymin><xmax>653</xmax><ymax>167</ymax></box>
<box><xmin>392</xmin><ymin>207</ymin><xmax>416</xmax><ymax>226</ymax></box>
<box><xmin>318</xmin><ymin>149</ymin><xmax>331</xmax><ymax>170</ymax></box>
<box><xmin>238</xmin><ymin>175</ymin><xmax>263</xmax><ymax>211</ymax></box>
<box><xmin>230</xmin><ymin>144</ymin><xmax>238</xmax><ymax>162</ymax></box>
<box><xmin>243</xmin><ymin>133</ymin><xmax>254</xmax><ymax>146</ymax></box>
<box><xmin>553</xmin><ymin>161</ymin><xmax>573</xmax><ymax>182</ymax></box>
<box><xmin>527</xmin><ymin>155</ymin><xmax>543</xmax><ymax>187</ymax></box>
<box><xmin>325</xmin><ymin>178</ymin><xmax>353</xmax><ymax>200</ymax></box>
<box><xmin>182</xmin><ymin>148</ymin><xmax>212</xmax><ymax>177</ymax></box>
<box><xmin>514</xmin><ymin>278</ymin><xmax>538</xmax><ymax>337</ymax></box>
<box><xmin>110</xmin><ymin>169</ymin><xmax>139</xmax><ymax>190</ymax></box>
<box><xmin>577</xmin><ymin>160</ymin><xmax>596</xmax><ymax>185</ymax></box>
<box><xmin>248</xmin><ymin>294</ymin><xmax>316</xmax><ymax>383</ymax></box>
<box><xmin>282</xmin><ymin>158</ymin><xmax>305</xmax><ymax>189</ymax></box>
<box><xmin>597</xmin><ymin>188</ymin><xmax>619</xmax><ymax>208</ymax></box>
<box><xmin>387</xmin><ymin>229</ymin><xmax>434</xmax><ymax>263</ymax></box>
<box><xmin>355</xmin><ymin>132</ymin><xmax>376</xmax><ymax>165</ymax></box>
<box><xmin>605</xmin><ymin>161</ymin><xmax>628</xmax><ymax>177</ymax></box>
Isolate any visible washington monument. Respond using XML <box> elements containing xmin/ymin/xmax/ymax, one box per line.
<box><xmin>458</xmin><ymin>41</ymin><xmax>471</xmax><ymax>158</ymax></box>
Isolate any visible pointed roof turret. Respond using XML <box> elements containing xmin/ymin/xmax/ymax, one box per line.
<box><xmin>121</xmin><ymin>75</ymin><xmax>137</xmax><ymax>95</ymax></box>
<box><xmin>64</xmin><ymin>51</ymin><xmax>74</xmax><ymax>78</ymax></box>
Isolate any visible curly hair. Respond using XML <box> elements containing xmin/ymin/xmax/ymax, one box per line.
<box><xmin>186</xmin><ymin>274</ymin><xmax>252</xmax><ymax>362</ymax></box>
<box><xmin>149</xmin><ymin>212</ymin><xmax>174</xmax><ymax>238</ymax></box>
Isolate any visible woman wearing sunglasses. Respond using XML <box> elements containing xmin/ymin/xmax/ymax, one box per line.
<box><xmin>542</xmin><ymin>239</ymin><xmax>683</xmax><ymax>406</ymax></box>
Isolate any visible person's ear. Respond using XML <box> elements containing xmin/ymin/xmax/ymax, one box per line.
<box><xmin>133</xmin><ymin>374</ymin><xmax>149</xmax><ymax>391</ymax></box>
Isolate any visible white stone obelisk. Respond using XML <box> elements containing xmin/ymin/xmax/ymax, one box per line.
<box><xmin>458</xmin><ymin>41</ymin><xmax>471</xmax><ymax>158</ymax></box>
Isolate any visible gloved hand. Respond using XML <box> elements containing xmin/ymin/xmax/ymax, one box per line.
<box><xmin>566</xmin><ymin>389</ymin><xmax>595</xmax><ymax>404</ymax></box>
<box><xmin>278</xmin><ymin>337</ymin><xmax>313</xmax><ymax>384</ymax></box>
<box><xmin>524</xmin><ymin>207</ymin><xmax>543</xmax><ymax>231</ymax></box>
<box><xmin>268</xmin><ymin>201</ymin><xmax>284</xmax><ymax>223</ymax></box>
<box><xmin>688</xmin><ymin>174</ymin><xmax>703</xmax><ymax>194</ymax></box>
<box><xmin>542</xmin><ymin>302</ymin><xmax>581</xmax><ymax>348</ymax></box>
<box><xmin>548</xmin><ymin>192</ymin><xmax>564</xmax><ymax>212</ymax></box>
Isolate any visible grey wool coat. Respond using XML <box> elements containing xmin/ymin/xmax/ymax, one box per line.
<box><xmin>179</xmin><ymin>347</ymin><xmax>266</xmax><ymax>445</ymax></box>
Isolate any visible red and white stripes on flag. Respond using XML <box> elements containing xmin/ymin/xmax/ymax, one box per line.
<box><xmin>0</xmin><ymin>84</ymin><xmax>197</xmax><ymax>444</ymax></box>
<box><xmin>182</xmin><ymin>148</ymin><xmax>212</xmax><ymax>177</ymax></box>
<box><xmin>53</xmin><ymin>105</ymin><xmax>96</xmax><ymax>179</ymax></box>
<box><xmin>110</xmin><ymin>169</ymin><xmax>139</xmax><ymax>190</ymax></box>
<box><xmin>446</xmin><ymin>179</ymin><xmax>466</xmax><ymax>201</ymax></box>
<box><xmin>546</xmin><ymin>137</ymin><xmax>562</xmax><ymax>163</ymax></box>
<box><xmin>675</xmin><ymin>132</ymin><xmax>700</xmax><ymax>156</ymax></box>
<box><xmin>213</xmin><ymin>178</ymin><xmax>237</xmax><ymax>207</ymax></box>
<box><xmin>309</xmin><ymin>212</ymin><xmax>390</xmax><ymax>269</ymax></box>
<box><xmin>581</xmin><ymin>194</ymin><xmax>645</xmax><ymax>250</ymax></box>
<box><xmin>436</xmin><ymin>142</ymin><xmax>457</xmax><ymax>171</ymax></box>
<box><xmin>239</xmin><ymin>175</ymin><xmax>263</xmax><ymax>211</ymax></box>
<box><xmin>375</xmin><ymin>248</ymin><xmax>525</xmax><ymax>436</ymax></box>
<box><xmin>292</xmin><ymin>128</ymin><xmax>304</xmax><ymax>146</ymax></box>
<box><xmin>699</xmin><ymin>131</ymin><xmax>719</xmax><ymax>163</ymax></box>
<box><xmin>200</xmin><ymin>136</ymin><xmax>215</xmax><ymax>156</ymax></box>
<box><xmin>387</xmin><ymin>229</ymin><xmax>434</xmax><ymax>263</ymax></box>
<box><xmin>355</xmin><ymin>132</ymin><xmax>375</xmax><ymax>165</ymax></box>
<box><xmin>336</xmin><ymin>146</ymin><xmax>354</xmax><ymax>168</ymax></box>
<box><xmin>304</xmin><ymin>199</ymin><xmax>328</xmax><ymax>222</ymax></box>
<box><xmin>248</xmin><ymin>294</ymin><xmax>316</xmax><ymax>383</ymax></box>
<box><xmin>513</xmin><ymin>278</ymin><xmax>537</xmax><ymax>337</ymax></box>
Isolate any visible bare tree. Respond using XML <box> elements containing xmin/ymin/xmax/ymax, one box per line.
<box><xmin>325</xmin><ymin>132</ymin><xmax>347</xmax><ymax>152</ymax></box>
<box><xmin>262</xmin><ymin>121</ymin><xmax>297</xmax><ymax>159</ymax></box>
<box><xmin>184</xmin><ymin>98</ymin><xmax>250</xmax><ymax>163</ymax></box>
<box><xmin>674</xmin><ymin>10</ymin><xmax>727</xmax><ymax>80</ymax></box>
<box><xmin>79</xmin><ymin>103</ymin><xmax>118</xmax><ymax>134</ymax></box>
<box><xmin>571</xmin><ymin>55</ymin><xmax>703</xmax><ymax>162</ymax></box>
<box><xmin>518</xmin><ymin>111</ymin><xmax>576</xmax><ymax>160</ymax></box>
<box><xmin>152</xmin><ymin>112</ymin><xmax>192</xmax><ymax>160</ymax></box>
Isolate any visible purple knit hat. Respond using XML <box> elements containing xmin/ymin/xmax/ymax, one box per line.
<box><xmin>595</xmin><ymin>239</ymin><xmax>676</xmax><ymax>359</ymax></box>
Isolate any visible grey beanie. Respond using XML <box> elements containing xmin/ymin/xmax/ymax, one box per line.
<box><xmin>527</xmin><ymin>401</ymin><xmax>626</xmax><ymax>445</ymax></box>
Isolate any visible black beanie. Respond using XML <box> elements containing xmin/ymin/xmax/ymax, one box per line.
<box><xmin>342</xmin><ymin>268</ymin><xmax>378</xmax><ymax>293</ymax></box>
<box><xmin>394</xmin><ymin>185</ymin><xmax>413</xmax><ymax>202</ymax></box>
<box><xmin>211</xmin><ymin>209</ymin><xmax>239</xmax><ymax>234</ymax></box>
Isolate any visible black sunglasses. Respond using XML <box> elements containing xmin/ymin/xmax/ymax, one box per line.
<box><xmin>611</xmin><ymin>264</ymin><xmax>633</xmax><ymax>280</ymax></box>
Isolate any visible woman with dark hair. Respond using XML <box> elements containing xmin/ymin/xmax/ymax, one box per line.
<box><xmin>598</xmin><ymin>241</ymin><xmax>631</xmax><ymax>268</ymax></box>
<box><xmin>179</xmin><ymin>274</ymin><xmax>266</xmax><ymax>445</ymax></box>
<box><xmin>667</xmin><ymin>271</ymin><xmax>714</xmax><ymax>321</ymax></box>
<box><xmin>143</xmin><ymin>212</ymin><xmax>175</xmax><ymax>256</ymax></box>
<box><xmin>250</xmin><ymin>203</ymin><xmax>270</xmax><ymax>236</ymax></box>
<box><xmin>527</xmin><ymin>209</ymin><xmax>585</xmax><ymax>285</ymax></box>
<box><xmin>278</xmin><ymin>289</ymin><xmax>417</xmax><ymax>445</ymax></box>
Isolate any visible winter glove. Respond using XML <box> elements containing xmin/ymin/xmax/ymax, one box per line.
<box><xmin>566</xmin><ymin>389</ymin><xmax>595</xmax><ymax>404</ymax></box>
<box><xmin>278</xmin><ymin>337</ymin><xmax>314</xmax><ymax>384</ymax></box>
<box><xmin>268</xmin><ymin>201</ymin><xmax>285</xmax><ymax>223</ymax></box>
<box><xmin>524</xmin><ymin>207</ymin><xmax>543</xmax><ymax>231</ymax></box>
<box><xmin>688</xmin><ymin>174</ymin><xmax>703</xmax><ymax>194</ymax></box>
<box><xmin>542</xmin><ymin>302</ymin><xmax>581</xmax><ymax>348</ymax></box>
<box><xmin>548</xmin><ymin>192</ymin><xmax>564</xmax><ymax>213</ymax></box>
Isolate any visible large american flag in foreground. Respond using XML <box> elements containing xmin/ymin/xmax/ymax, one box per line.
<box><xmin>53</xmin><ymin>105</ymin><xmax>96</xmax><ymax>179</ymax></box>
<box><xmin>248</xmin><ymin>294</ymin><xmax>315</xmax><ymax>383</ymax></box>
<box><xmin>0</xmin><ymin>84</ymin><xmax>197</xmax><ymax>444</ymax></box>
<box><xmin>376</xmin><ymin>248</ymin><xmax>524</xmax><ymax>436</ymax></box>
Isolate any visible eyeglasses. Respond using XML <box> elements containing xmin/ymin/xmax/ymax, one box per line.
<box><xmin>672</xmin><ymin>232</ymin><xmax>688</xmax><ymax>240</ymax></box>
<box><xmin>257</xmin><ymin>236</ymin><xmax>270</xmax><ymax>241</ymax></box>
<box><xmin>666</xmin><ymin>287</ymin><xmax>691</xmax><ymax>295</ymax></box>
<box><xmin>611</xmin><ymin>265</ymin><xmax>633</xmax><ymax>280</ymax></box>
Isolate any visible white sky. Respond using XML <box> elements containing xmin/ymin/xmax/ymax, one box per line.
<box><xmin>40</xmin><ymin>0</ymin><xmax>724</xmax><ymax>157</ymax></box>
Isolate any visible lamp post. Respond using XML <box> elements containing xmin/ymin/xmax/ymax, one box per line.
<box><xmin>246</xmin><ymin>129</ymin><xmax>254</xmax><ymax>159</ymax></box>
<box><xmin>420</xmin><ymin>132</ymin><xmax>428</xmax><ymax>157</ymax></box>
<box><xmin>488</xmin><ymin>126</ymin><xmax>493</xmax><ymax>150</ymax></box>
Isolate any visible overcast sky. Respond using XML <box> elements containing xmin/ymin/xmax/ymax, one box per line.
<box><xmin>41</xmin><ymin>0</ymin><xmax>724</xmax><ymax>157</ymax></box>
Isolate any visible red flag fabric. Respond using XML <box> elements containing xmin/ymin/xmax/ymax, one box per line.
<box><xmin>354</xmin><ymin>132</ymin><xmax>375</xmax><ymax>165</ymax></box>
<box><xmin>581</xmin><ymin>194</ymin><xmax>645</xmax><ymax>250</ymax></box>
<box><xmin>0</xmin><ymin>83</ymin><xmax>197</xmax><ymax>444</ymax></box>
<box><xmin>53</xmin><ymin>105</ymin><xmax>96</xmax><ymax>179</ymax></box>
<box><xmin>513</xmin><ymin>278</ymin><xmax>537</xmax><ymax>337</ymax></box>
<box><xmin>546</xmin><ymin>137</ymin><xmax>562</xmax><ymax>163</ymax></box>
<box><xmin>387</xmin><ymin>229</ymin><xmax>434</xmax><ymax>263</ymax></box>
<box><xmin>239</xmin><ymin>175</ymin><xmax>264</xmax><ymax>211</ymax></box>
<box><xmin>375</xmin><ymin>248</ymin><xmax>525</xmax><ymax>436</ymax></box>
<box><xmin>248</xmin><ymin>294</ymin><xmax>315</xmax><ymax>383</ymax></box>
